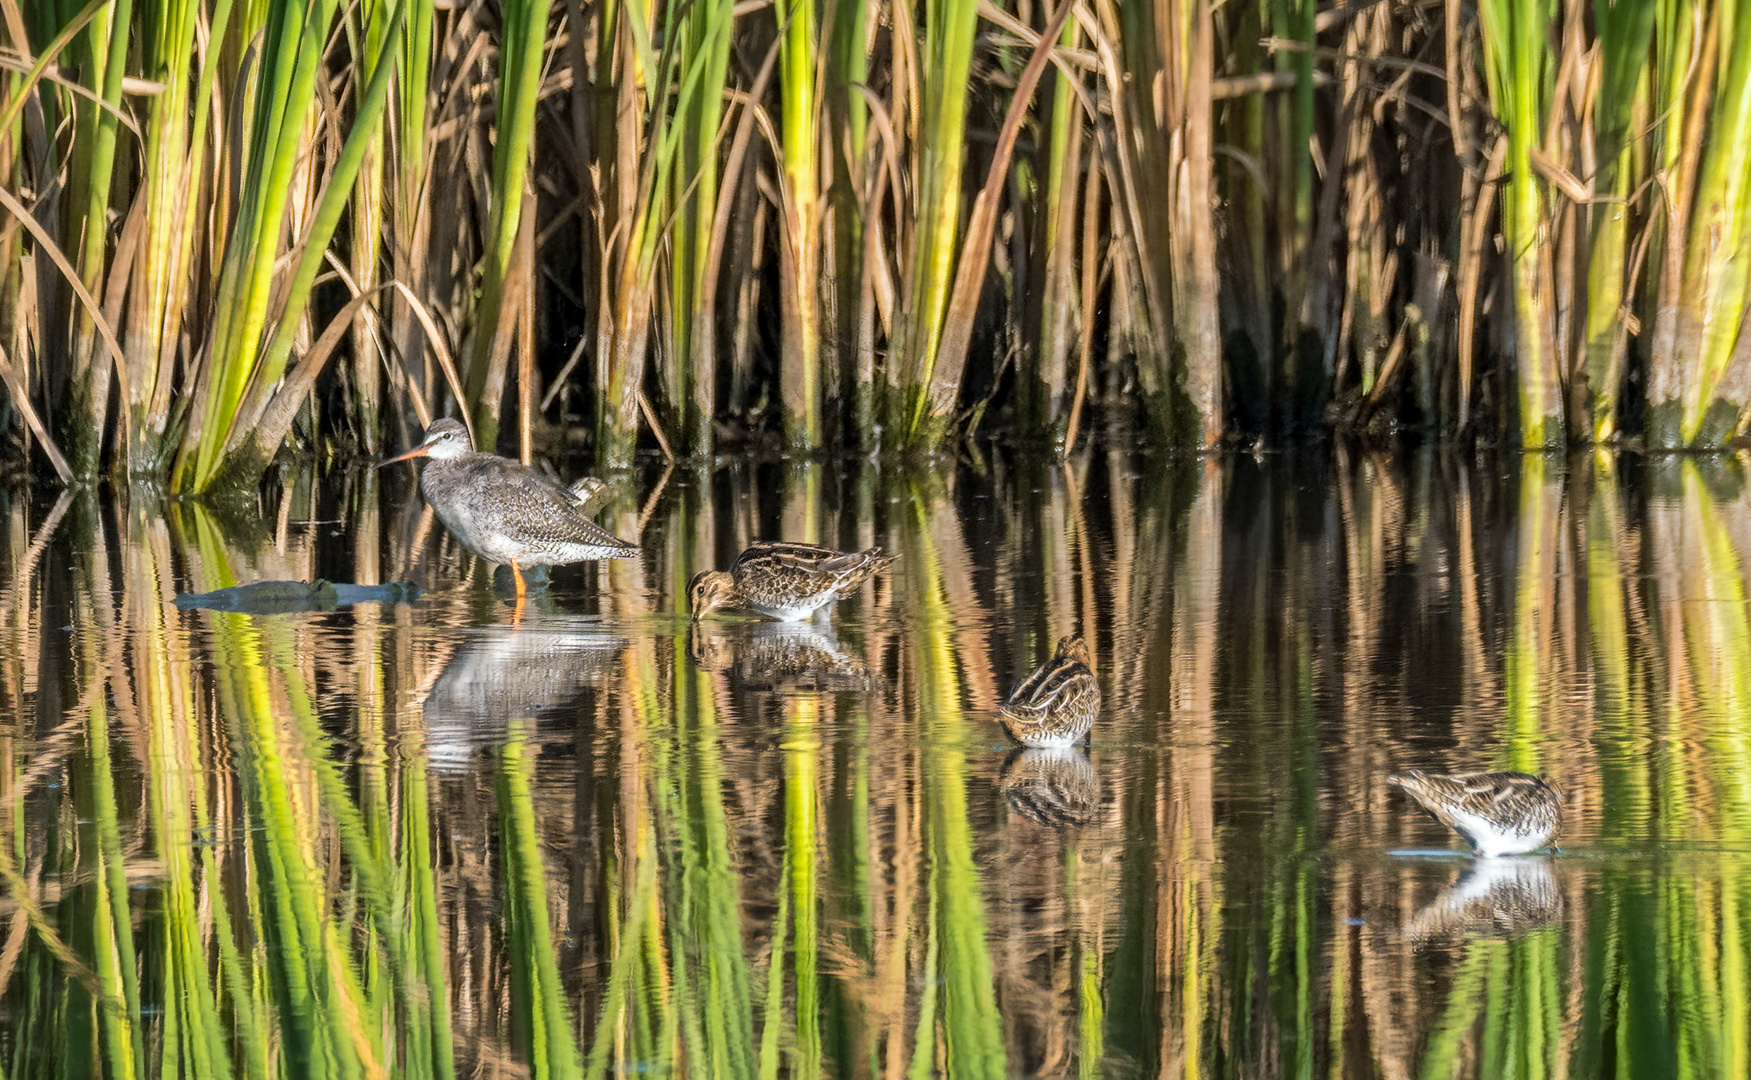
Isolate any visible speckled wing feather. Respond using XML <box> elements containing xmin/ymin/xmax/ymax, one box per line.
<box><xmin>998</xmin><ymin>636</ymin><xmax>1100</xmax><ymax>746</ymax></box>
<box><xmin>424</xmin><ymin>456</ymin><xmax>637</xmax><ymax>565</ymax></box>
<box><xmin>1002</xmin><ymin>657</ymin><xmax>1097</xmax><ymax>720</ymax></box>
<box><xmin>730</xmin><ymin>542</ymin><xmax>892</xmax><ymax>609</ymax></box>
<box><xmin>1388</xmin><ymin>770</ymin><xmax>1563</xmax><ymax>855</ymax></box>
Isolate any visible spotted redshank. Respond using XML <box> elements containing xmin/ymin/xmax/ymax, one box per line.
<box><xmin>687</xmin><ymin>541</ymin><xmax>892</xmax><ymax>621</ymax></box>
<box><xmin>997</xmin><ymin>634</ymin><xmax>1100</xmax><ymax>747</ymax></box>
<box><xmin>380</xmin><ymin>418</ymin><xmax>638</xmax><ymax>608</ymax></box>
<box><xmin>1388</xmin><ymin>770</ymin><xmax>1563</xmax><ymax>857</ymax></box>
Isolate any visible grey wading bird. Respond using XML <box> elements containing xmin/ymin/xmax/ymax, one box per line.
<box><xmin>380</xmin><ymin>418</ymin><xmax>638</xmax><ymax>612</ymax></box>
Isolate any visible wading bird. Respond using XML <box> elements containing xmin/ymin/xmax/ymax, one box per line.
<box><xmin>380</xmin><ymin>418</ymin><xmax>638</xmax><ymax>613</ymax></box>
<box><xmin>997</xmin><ymin>634</ymin><xmax>1100</xmax><ymax>748</ymax></box>
<box><xmin>687</xmin><ymin>541</ymin><xmax>893</xmax><ymax>622</ymax></box>
<box><xmin>1388</xmin><ymin>769</ymin><xmax>1563</xmax><ymax>857</ymax></box>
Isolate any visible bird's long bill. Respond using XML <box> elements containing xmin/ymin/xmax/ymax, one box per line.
<box><xmin>376</xmin><ymin>444</ymin><xmax>430</xmax><ymax>468</ymax></box>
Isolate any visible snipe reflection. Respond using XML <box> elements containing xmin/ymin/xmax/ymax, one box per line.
<box><xmin>1402</xmin><ymin>857</ymin><xmax>1564</xmax><ymax>944</ymax></box>
<box><xmin>687</xmin><ymin>619</ymin><xmax>875</xmax><ymax>692</ymax></box>
<box><xmin>997</xmin><ymin>746</ymin><xmax>1101</xmax><ymax>827</ymax></box>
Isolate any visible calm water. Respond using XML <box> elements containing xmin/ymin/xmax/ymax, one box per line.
<box><xmin>1</xmin><ymin>447</ymin><xmax>1747</xmax><ymax>1078</ymax></box>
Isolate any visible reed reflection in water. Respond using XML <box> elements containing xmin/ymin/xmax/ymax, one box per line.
<box><xmin>1</xmin><ymin>449</ymin><xmax>1749</xmax><ymax>1078</ymax></box>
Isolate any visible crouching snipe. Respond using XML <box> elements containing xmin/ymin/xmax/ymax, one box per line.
<box><xmin>997</xmin><ymin>634</ymin><xmax>1100</xmax><ymax>748</ymax></box>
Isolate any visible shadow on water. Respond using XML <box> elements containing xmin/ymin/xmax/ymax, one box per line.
<box><xmin>1</xmin><ymin>447</ymin><xmax>1750</xmax><ymax>1077</ymax></box>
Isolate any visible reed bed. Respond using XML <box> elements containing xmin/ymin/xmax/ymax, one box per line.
<box><xmin>4</xmin><ymin>0</ymin><xmax>1751</xmax><ymax>488</ymax></box>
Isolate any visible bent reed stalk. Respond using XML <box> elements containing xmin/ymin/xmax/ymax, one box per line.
<box><xmin>6</xmin><ymin>0</ymin><xmax>1751</xmax><ymax>487</ymax></box>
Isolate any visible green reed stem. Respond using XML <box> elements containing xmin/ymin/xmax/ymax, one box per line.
<box><xmin>499</xmin><ymin>719</ymin><xmax>586</xmax><ymax>1080</ymax></box>
<box><xmin>757</xmin><ymin>842</ymin><xmax>793</xmax><ymax>1080</ymax></box>
<box><xmin>1672</xmin><ymin>23</ymin><xmax>1751</xmax><ymax>446</ymax></box>
<box><xmin>127</xmin><ymin>0</ymin><xmax>203</xmax><ymax>471</ymax></box>
<box><xmin>907</xmin><ymin>488</ymin><xmax>1006</xmax><ymax>1077</ymax></box>
<box><xmin>466</xmin><ymin>0</ymin><xmax>553</xmax><ymax>447</ymax></box>
<box><xmin>82</xmin><ymin>669</ymin><xmax>145</xmax><ymax>1080</ymax></box>
<box><xmin>132</xmin><ymin>514</ymin><xmax>231</xmax><ymax>1080</ymax></box>
<box><xmin>671</xmin><ymin>650</ymin><xmax>756</xmax><ymax>1076</ymax></box>
<box><xmin>670</xmin><ymin>0</ymin><xmax>735</xmax><ymax>457</ymax></box>
<box><xmin>212</xmin><ymin>622</ymin><xmax>333</xmax><ymax>1078</ymax></box>
<box><xmin>1503</xmin><ymin>454</ymin><xmax>1555</xmax><ymax>771</ymax></box>
<box><xmin>61</xmin><ymin>0</ymin><xmax>134</xmax><ymax>476</ymax></box>
<box><xmin>895</xmin><ymin>0</ymin><xmax>981</xmax><ymax>446</ymax></box>
<box><xmin>1476</xmin><ymin>0</ymin><xmax>1563</xmax><ymax>447</ymax></box>
<box><xmin>401</xmin><ymin>739</ymin><xmax>457</xmax><ymax>1080</ymax></box>
<box><xmin>776</xmin><ymin>0</ymin><xmax>822</xmax><ymax>450</ymax></box>
<box><xmin>205</xmin><ymin>0</ymin><xmax>408</xmax><ymax>490</ymax></box>
<box><xmin>784</xmin><ymin>698</ymin><xmax>823</xmax><ymax>1075</ymax></box>
<box><xmin>185</xmin><ymin>0</ymin><xmax>341</xmax><ymax>490</ymax></box>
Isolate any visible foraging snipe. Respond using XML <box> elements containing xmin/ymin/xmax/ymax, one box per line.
<box><xmin>687</xmin><ymin>541</ymin><xmax>893</xmax><ymax>621</ymax></box>
<box><xmin>997</xmin><ymin>634</ymin><xmax>1100</xmax><ymax>748</ymax></box>
<box><xmin>1388</xmin><ymin>770</ymin><xmax>1563</xmax><ymax>857</ymax></box>
<box><xmin>380</xmin><ymin>419</ymin><xmax>638</xmax><ymax>606</ymax></box>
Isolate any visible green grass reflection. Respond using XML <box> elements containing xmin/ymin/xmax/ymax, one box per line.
<box><xmin>4</xmin><ymin>455</ymin><xmax>1751</xmax><ymax>1077</ymax></box>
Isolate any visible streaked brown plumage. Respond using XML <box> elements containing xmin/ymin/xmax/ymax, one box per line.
<box><xmin>997</xmin><ymin>634</ymin><xmax>1099</xmax><ymax>747</ymax></box>
<box><xmin>688</xmin><ymin>541</ymin><xmax>893</xmax><ymax>621</ymax></box>
<box><xmin>380</xmin><ymin>419</ymin><xmax>637</xmax><ymax>605</ymax></box>
<box><xmin>1388</xmin><ymin>770</ymin><xmax>1563</xmax><ymax>857</ymax></box>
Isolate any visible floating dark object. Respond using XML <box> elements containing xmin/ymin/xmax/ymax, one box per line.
<box><xmin>173</xmin><ymin>579</ymin><xmax>420</xmax><ymax>615</ymax></box>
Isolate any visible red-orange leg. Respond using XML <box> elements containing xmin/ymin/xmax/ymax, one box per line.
<box><xmin>510</xmin><ymin>560</ymin><xmax>527</xmax><ymax>623</ymax></box>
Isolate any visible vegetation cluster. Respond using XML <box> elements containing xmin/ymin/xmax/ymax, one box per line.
<box><xmin>0</xmin><ymin>0</ymin><xmax>1748</xmax><ymax>489</ymax></box>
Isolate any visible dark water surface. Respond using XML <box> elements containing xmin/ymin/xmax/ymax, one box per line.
<box><xmin>1</xmin><ymin>448</ymin><xmax>1747</xmax><ymax>1078</ymax></box>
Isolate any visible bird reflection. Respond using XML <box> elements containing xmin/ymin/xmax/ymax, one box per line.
<box><xmin>421</xmin><ymin>615</ymin><xmax>627</xmax><ymax>771</ymax></box>
<box><xmin>1403</xmin><ymin>857</ymin><xmax>1562</xmax><ymax>944</ymax></box>
<box><xmin>997</xmin><ymin>746</ymin><xmax>1100</xmax><ymax>828</ymax></box>
<box><xmin>686</xmin><ymin>620</ymin><xmax>873</xmax><ymax>692</ymax></box>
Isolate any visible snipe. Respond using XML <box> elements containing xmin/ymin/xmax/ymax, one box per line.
<box><xmin>688</xmin><ymin>541</ymin><xmax>892</xmax><ymax>622</ymax></box>
<box><xmin>996</xmin><ymin>634</ymin><xmax>1100</xmax><ymax>748</ymax></box>
<box><xmin>1388</xmin><ymin>770</ymin><xmax>1563</xmax><ymax>857</ymax></box>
